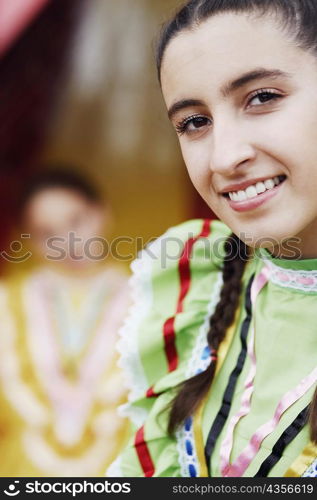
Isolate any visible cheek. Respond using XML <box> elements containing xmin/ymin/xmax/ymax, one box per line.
<box><xmin>273</xmin><ymin>129</ymin><xmax>317</xmax><ymax>188</ymax></box>
<box><xmin>271</xmin><ymin>98</ymin><xmax>317</xmax><ymax>164</ymax></box>
<box><xmin>290</xmin><ymin>125</ymin><xmax>317</xmax><ymax>175</ymax></box>
<box><xmin>181</xmin><ymin>142</ymin><xmax>212</xmax><ymax>195</ymax></box>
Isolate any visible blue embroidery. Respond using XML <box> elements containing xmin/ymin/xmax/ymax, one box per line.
<box><xmin>189</xmin><ymin>464</ymin><xmax>197</xmax><ymax>477</ymax></box>
<box><xmin>302</xmin><ymin>458</ymin><xmax>317</xmax><ymax>477</ymax></box>
<box><xmin>180</xmin><ymin>343</ymin><xmax>212</xmax><ymax>477</ymax></box>
<box><xmin>201</xmin><ymin>345</ymin><xmax>211</xmax><ymax>360</ymax></box>
<box><xmin>179</xmin><ymin>311</ymin><xmax>316</xmax><ymax>478</ymax></box>
<box><xmin>186</xmin><ymin>440</ymin><xmax>193</xmax><ymax>456</ymax></box>
<box><xmin>185</xmin><ymin>417</ymin><xmax>193</xmax><ymax>432</ymax></box>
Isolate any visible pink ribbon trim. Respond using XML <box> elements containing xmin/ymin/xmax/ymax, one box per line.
<box><xmin>219</xmin><ymin>266</ymin><xmax>316</xmax><ymax>477</ymax></box>
<box><xmin>220</xmin><ymin>267</ymin><xmax>270</xmax><ymax>476</ymax></box>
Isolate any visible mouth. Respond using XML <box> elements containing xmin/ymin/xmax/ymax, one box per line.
<box><xmin>222</xmin><ymin>175</ymin><xmax>287</xmax><ymax>212</ymax></box>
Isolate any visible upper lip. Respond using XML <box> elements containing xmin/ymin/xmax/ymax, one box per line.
<box><xmin>219</xmin><ymin>175</ymin><xmax>284</xmax><ymax>195</ymax></box>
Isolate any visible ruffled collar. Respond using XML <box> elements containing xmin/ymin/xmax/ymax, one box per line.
<box><xmin>255</xmin><ymin>248</ymin><xmax>317</xmax><ymax>293</ymax></box>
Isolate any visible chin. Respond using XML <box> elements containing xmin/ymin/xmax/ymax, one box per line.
<box><xmin>226</xmin><ymin>220</ymin><xmax>295</xmax><ymax>250</ymax></box>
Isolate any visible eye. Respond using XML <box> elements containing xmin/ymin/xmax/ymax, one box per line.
<box><xmin>247</xmin><ymin>89</ymin><xmax>284</xmax><ymax>107</ymax></box>
<box><xmin>175</xmin><ymin>115</ymin><xmax>211</xmax><ymax>136</ymax></box>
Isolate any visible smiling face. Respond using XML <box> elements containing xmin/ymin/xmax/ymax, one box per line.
<box><xmin>161</xmin><ymin>13</ymin><xmax>317</xmax><ymax>257</ymax></box>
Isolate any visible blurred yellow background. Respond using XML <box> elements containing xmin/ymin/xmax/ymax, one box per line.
<box><xmin>41</xmin><ymin>0</ymin><xmax>200</xmax><ymax>261</ymax></box>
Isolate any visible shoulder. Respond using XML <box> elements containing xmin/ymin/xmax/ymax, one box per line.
<box><xmin>111</xmin><ymin>220</ymin><xmax>232</xmax><ymax>477</ymax></box>
<box><xmin>138</xmin><ymin>218</ymin><xmax>231</xmax><ymax>279</ymax></box>
<box><xmin>117</xmin><ymin>219</ymin><xmax>230</xmax><ymax>414</ymax></box>
<box><xmin>155</xmin><ymin>218</ymin><xmax>231</xmax><ymax>257</ymax></box>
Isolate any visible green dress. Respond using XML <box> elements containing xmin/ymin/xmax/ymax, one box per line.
<box><xmin>107</xmin><ymin>219</ymin><xmax>317</xmax><ymax>477</ymax></box>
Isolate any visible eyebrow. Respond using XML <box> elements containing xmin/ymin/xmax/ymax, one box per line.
<box><xmin>168</xmin><ymin>99</ymin><xmax>204</xmax><ymax>120</ymax></box>
<box><xmin>167</xmin><ymin>68</ymin><xmax>291</xmax><ymax>120</ymax></box>
<box><xmin>221</xmin><ymin>68</ymin><xmax>291</xmax><ymax>98</ymax></box>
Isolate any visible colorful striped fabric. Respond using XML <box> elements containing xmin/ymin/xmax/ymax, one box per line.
<box><xmin>107</xmin><ymin>219</ymin><xmax>317</xmax><ymax>477</ymax></box>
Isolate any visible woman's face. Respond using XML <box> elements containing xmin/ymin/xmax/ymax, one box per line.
<box><xmin>25</xmin><ymin>187</ymin><xmax>106</xmax><ymax>268</ymax></box>
<box><xmin>161</xmin><ymin>13</ymin><xmax>317</xmax><ymax>257</ymax></box>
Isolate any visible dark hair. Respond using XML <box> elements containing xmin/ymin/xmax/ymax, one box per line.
<box><xmin>156</xmin><ymin>0</ymin><xmax>317</xmax><ymax>81</ymax></box>
<box><xmin>19</xmin><ymin>167</ymin><xmax>103</xmax><ymax>216</ymax></box>
<box><xmin>157</xmin><ymin>0</ymin><xmax>317</xmax><ymax>444</ymax></box>
<box><xmin>168</xmin><ymin>234</ymin><xmax>249</xmax><ymax>433</ymax></box>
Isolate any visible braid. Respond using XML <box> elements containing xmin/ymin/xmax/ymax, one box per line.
<box><xmin>168</xmin><ymin>233</ymin><xmax>248</xmax><ymax>435</ymax></box>
<box><xmin>207</xmin><ymin>234</ymin><xmax>248</xmax><ymax>353</ymax></box>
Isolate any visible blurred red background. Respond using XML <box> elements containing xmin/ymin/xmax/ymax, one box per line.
<box><xmin>0</xmin><ymin>0</ymin><xmax>84</xmax><ymax>259</ymax></box>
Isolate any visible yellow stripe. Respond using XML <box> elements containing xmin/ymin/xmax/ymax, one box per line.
<box><xmin>284</xmin><ymin>442</ymin><xmax>317</xmax><ymax>477</ymax></box>
<box><xmin>193</xmin><ymin>401</ymin><xmax>209</xmax><ymax>477</ymax></box>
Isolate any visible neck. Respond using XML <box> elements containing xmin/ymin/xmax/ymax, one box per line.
<box><xmin>45</xmin><ymin>260</ymin><xmax>106</xmax><ymax>278</ymax></box>
<box><xmin>270</xmin><ymin>220</ymin><xmax>317</xmax><ymax>260</ymax></box>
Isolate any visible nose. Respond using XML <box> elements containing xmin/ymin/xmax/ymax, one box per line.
<box><xmin>209</xmin><ymin>120</ymin><xmax>256</xmax><ymax>175</ymax></box>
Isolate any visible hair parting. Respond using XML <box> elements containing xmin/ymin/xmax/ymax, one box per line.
<box><xmin>156</xmin><ymin>0</ymin><xmax>317</xmax><ymax>82</ymax></box>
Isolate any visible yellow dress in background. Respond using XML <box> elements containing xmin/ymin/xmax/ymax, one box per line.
<box><xmin>0</xmin><ymin>266</ymin><xmax>130</xmax><ymax>477</ymax></box>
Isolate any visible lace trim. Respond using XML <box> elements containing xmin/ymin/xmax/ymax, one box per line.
<box><xmin>186</xmin><ymin>273</ymin><xmax>223</xmax><ymax>378</ymax></box>
<box><xmin>115</xmin><ymin>229</ymin><xmax>173</xmax><ymax>425</ymax></box>
<box><xmin>302</xmin><ymin>458</ymin><xmax>317</xmax><ymax>477</ymax></box>
<box><xmin>117</xmin><ymin>403</ymin><xmax>148</xmax><ymax>428</ymax></box>
<box><xmin>116</xmin><ymin>257</ymin><xmax>151</xmax><ymax>401</ymax></box>
<box><xmin>176</xmin><ymin>418</ymin><xmax>199</xmax><ymax>478</ymax></box>
<box><xmin>259</xmin><ymin>256</ymin><xmax>317</xmax><ymax>293</ymax></box>
<box><xmin>106</xmin><ymin>457</ymin><xmax>122</xmax><ymax>477</ymax></box>
<box><xmin>177</xmin><ymin>273</ymin><xmax>223</xmax><ymax>477</ymax></box>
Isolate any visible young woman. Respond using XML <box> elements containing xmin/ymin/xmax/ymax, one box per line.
<box><xmin>108</xmin><ymin>0</ymin><xmax>317</xmax><ymax>478</ymax></box>
<box><xmin>0</xmin><ymin>169</ymin><xmax>129</xmax><ymax>476</ymax></box>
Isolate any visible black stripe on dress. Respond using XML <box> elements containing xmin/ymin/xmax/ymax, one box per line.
<box><xmin>204</xmin><ymin>274</ymin><xmax>255</xmax><ymax>476</ymax></box>
<box><xmin>254</xmin><ymin>405</ymin><xmax>310</xmax><ymax>477</ymax></box>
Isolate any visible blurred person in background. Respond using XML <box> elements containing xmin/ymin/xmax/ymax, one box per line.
<box><xmin>0</xmin><ymin>168</ymin><xmax>129</xmax><ymax>477</ymax></box>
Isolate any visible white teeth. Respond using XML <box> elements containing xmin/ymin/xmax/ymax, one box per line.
<box><xmin>264</xmin><ymin>179</ymin><xmax>275</xmax><ymax>190</ymax></box>
<box><xmin>228</xmin><ymin>175</ymin><xmax>284</xmax><ymax>202</ymax></box>
<box><xmin>245</xmin><ymin>185</ymin><xmax>258</xmax><ymax>199</ymax></box>
<box><xmin>237</xmin><ymin>190</ymin><xmax>247</xmax><ymax>201</ymax></box>
<box><xmin>255</xmin><ymin>182</ymin><xmax>266</xmax><ymax>194</ymax></box>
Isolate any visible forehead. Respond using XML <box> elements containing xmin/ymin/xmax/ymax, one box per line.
<box><xmin>161</xmin><ymin>12</ymin><xmax>307</xmax><ymax>102</ymax></box>
<box><xmin>26</xmin><ymin>188</ymin><xmax>89</xmax><ymax>227</ymax></box>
